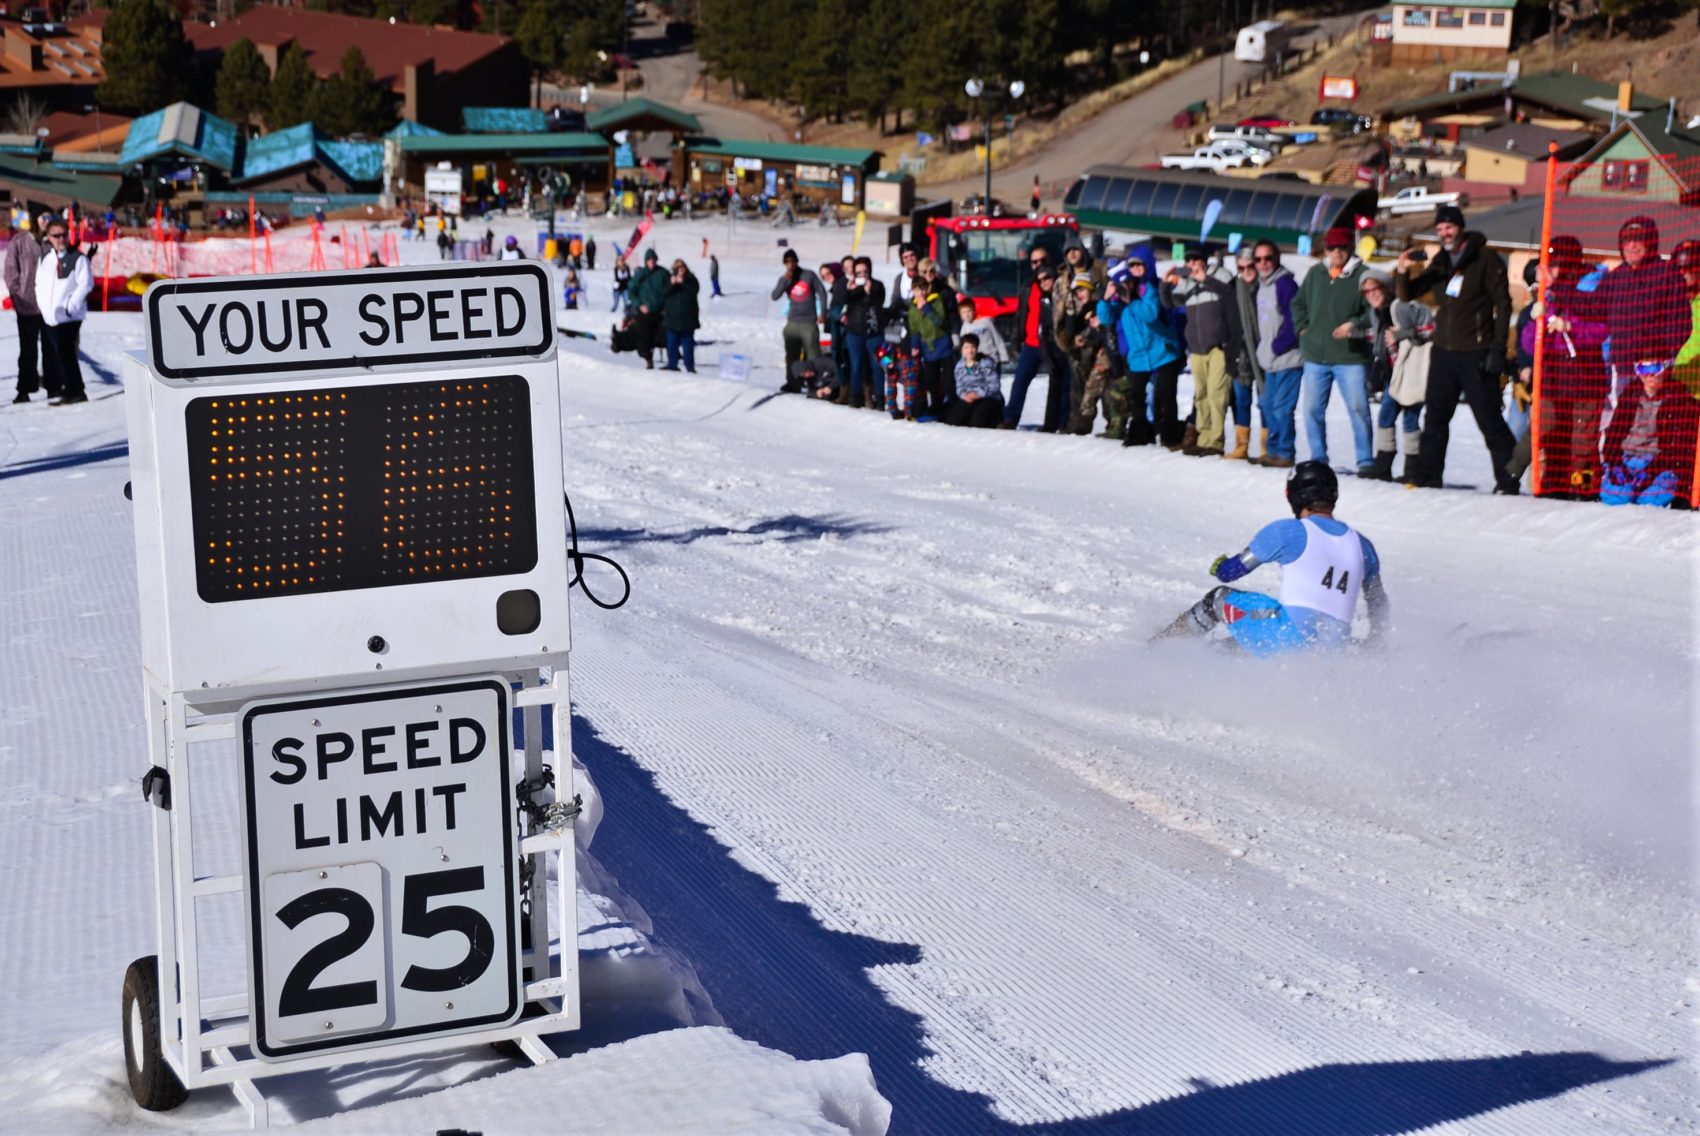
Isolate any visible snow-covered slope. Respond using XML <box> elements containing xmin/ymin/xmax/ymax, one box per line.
<box><xmin>0</xmin><ymin>214</ymin><xmax>1692</xmax><ymax>1134</ymax></box>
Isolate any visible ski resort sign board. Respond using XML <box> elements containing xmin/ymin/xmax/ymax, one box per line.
<box><xmin>146</xmin><ymin>264</ymin><xmax>554</xmax><ymax>381</ymax></box>
<box><xmin>120</xmin><ymin>263</ymin><xmax>581</xmax><ymax>1123</ymax></box>
<box><xmin>127</xmin><ymin>262</ymin><xmax>571</xmax><ymax>697</ymax></box>
<box><xmin>242</xmin><ymin>678</ymin><xmax>521</xmax><ymax>1059</ymax></box>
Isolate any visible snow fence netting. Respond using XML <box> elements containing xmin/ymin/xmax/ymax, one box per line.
<box><xmin>1530</xmin><ymin>152</ymin><xmax>1699</xmax><ymax>507</ymax></box>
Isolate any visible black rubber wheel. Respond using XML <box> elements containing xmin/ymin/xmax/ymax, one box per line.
<box><xmin>122</xmin><ymin>956</ymin><xmax>189</xmax><ymax>1112</ymax></box>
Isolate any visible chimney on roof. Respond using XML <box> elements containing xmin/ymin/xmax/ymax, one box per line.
<box><xmin>1617</xmin><ymin>80</ymin><xmax>1633</xmax><ymax>113</ymax></box>
<box><xmin>404</xmin><ymin>59</ymin><xmax>434</xmax><ymax>127</ymax></box>
<box><xmin>256</xmin><ymin>38</ymin><xmax>292</xmax><ymax>76</ymax></box>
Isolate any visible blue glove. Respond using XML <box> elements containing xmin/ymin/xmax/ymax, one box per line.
<box><xmin>1212</xmin><ymin>553</ymin><xmax>1252</xmax><ymax>583</ymax></box>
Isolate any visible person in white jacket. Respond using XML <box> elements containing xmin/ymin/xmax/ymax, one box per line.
<box><xmin>34</xmin><ymin>217</ymin><xmax>93</xmax><ymax>405</ymax></box>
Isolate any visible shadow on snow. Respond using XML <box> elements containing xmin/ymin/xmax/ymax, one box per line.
<box><xmin>574</xmin><ymin>712</ymin><xmax>1672</xmax><ymax>1136</ymax></box>
<box><xmin>0</xmin><ymin>440</ymin><xmax>128</xmax><ymax>482</ymax></box>
<box><xmin>575</xmin><ymin>512</ymin><xmax>891</xmax><ymax>547</ymax></box>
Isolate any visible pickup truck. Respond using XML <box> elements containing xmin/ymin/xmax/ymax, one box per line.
<box><xmin>1377</xmin><ymin>185</ymin><xmax>1468</xmax><ymax>215</ymax></box>
<box><xmin>1207</xmin><ymin>124</ymin><xmax>1287</xmax><ymax>153</ymax></box>
<box><xmin>1160</xmin><ymin>143</ymin><xmax>1268</xmax><ymax>171</ymax></box>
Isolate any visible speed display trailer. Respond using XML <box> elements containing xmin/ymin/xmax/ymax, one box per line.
<box><xmin>121</xmin><ymin>262</ymin><xmax>580</xmax><ymax>1125</ymax></box>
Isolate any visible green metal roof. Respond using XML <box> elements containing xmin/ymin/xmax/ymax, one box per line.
<box><xmin>51</xmin><ymin>150</ymin><xmax>125</xmax><ymax>174</ymax></box>
<box><xmin>585</xmin><ymin>97</ymin><xmax>702</xmax><ymax>134</ymax></box>
<box><xmin>0</xmin><ymin>155</ymin><xmax>124</xmax><ymax>207</ymax></box>
<box><xmin>687</xmin><ymin>138</ymin><xmax>880</xmax><ymax>168</ymax></box>
<box><xmin>119</xmin><ymin>102</ymin><xmax>240</xmax><ymax>172</ymax></box>
<box><xmin>463</xmin><ymin>107</ymin><xmax>549</xmax><ymax>133</ymax></box>
<box><xmin>388</xmin><ymin>120</ymin><xmax>445</xmax><ymax>139</ymax></box>
<box><xmin>1385</xmin><ymin>68</ymin><xmax>1669</xmax><ymax>122</ymax></box>
<box><xmin>1408</xmin><ymin>0</ymin><xmax>1516</xmax><ymax>8</ymax></box>
<box><xmin>398</xmin><ymin>132</ymin><xmax>609</xmax><ymax>156</ymax></box>
<box><xmin>318</xmin><ymin>140</ymin><xmax>384</xmax><ymax>183</ymax></box>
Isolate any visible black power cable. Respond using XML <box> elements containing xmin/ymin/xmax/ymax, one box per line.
<box><xmin>563</xmin><ymin>493</ymin><xmax>631</xmax><ymax>610</ymax></box>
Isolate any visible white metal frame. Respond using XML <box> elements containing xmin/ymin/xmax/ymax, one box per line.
<box><xmin>126</xmin><ymin>265</ymin><xmax>581</xmax><ymax>1127</ymax></box>
<box><xmin>141</xmin><ymin>667</ymin><xmax>578</xmax><ymax>1128</ymax></box>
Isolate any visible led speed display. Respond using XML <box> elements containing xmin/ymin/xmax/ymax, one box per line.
<box><xmin>185</xmin><ymin>377</ymin><xmax>537</xmax><ymax>603</ymax></box>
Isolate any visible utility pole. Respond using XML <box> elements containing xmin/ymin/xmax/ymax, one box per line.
<box><xmin>1217</xmin><ymin>0</ymin><xmax>1228</xmax><ymax>115</ymax></box>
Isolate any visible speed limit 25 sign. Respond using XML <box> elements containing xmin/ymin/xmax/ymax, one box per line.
<box><xmin>240</xmin><ymin>678</ymin><xmax>522</xmax><ymax>1059</ymax></box>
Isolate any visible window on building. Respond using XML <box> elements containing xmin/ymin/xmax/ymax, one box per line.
<box><xmin>1123</xmin><ymin>179</ymin><xmax>1155</xmax><ymax>215</ymax></box>
<box><xmin>1490</xmin><ymin>12</ymin><xmax>1505</xmax><ymax>25</ymax></box>
<box><xmin>1601</xmin><ymin>159</ymin><xmax>1651</xmax><ymax>192</ymax></box>
<box><xmin>1074</xmin><ymin>177</ymin><xmax>1108</xmax><ymax>211</ymax></box>
<box><xmin>1174</xmin><ymin>183</ymin><xmax>1204</xmax><ymax>221</ymax></box>
<box><xmin>1100</xmin><ymin>178</ymin><xmax>1134</xmax><ymax>214</ymax></box>
<box><xmin>1218</xmin><ymin>188</ymin><xmax>1253</xmax><ymax>227</ymax></box>
<box><xmin>1436</xmin><ymin>8</ymin><xmax>1465</xmax><ymax>28</ymax></box>
<box><xmin>1402</xmin><ymin>8</ymin><xmax>1432</xmax><ymax>25</ymax></box>
<box><xmin>1245</xmin><ymin>191</ymin><xmax>1277</xmax><ymax>227</ymax></box>
<box><xmin>1467</xmin><ymin>10</ymin><xmax>1486</xmax><ymax>24</ymax></box>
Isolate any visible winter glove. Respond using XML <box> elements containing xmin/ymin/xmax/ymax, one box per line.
<box><xmin>1211</xmin><ymin>553</ymin><xmax>1253</xmax><ymax>583</ymax></box>
<box><xmin>1511</xmin><ymin>379</ymin><xmax>1532</xmax><ymax>413</ymax></box>
<box><xmin>1481</xmin><ymin>351</ymin><xmax>1504</xmax><ymax>380</ymax></box>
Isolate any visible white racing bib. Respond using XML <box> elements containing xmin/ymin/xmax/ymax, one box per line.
<box><xmin>1278</xmin><ymin>519</ymin><xmax>1364</xmax><ymax>624</ymax></box>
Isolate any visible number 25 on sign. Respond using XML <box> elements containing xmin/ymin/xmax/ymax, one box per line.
<box><xmin>241</xmin><ymin>679</ymin><xmax>522</xmax><ymax>1059</ymax></box>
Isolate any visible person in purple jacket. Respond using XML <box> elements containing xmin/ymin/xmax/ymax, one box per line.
<box><xmin>1248</xmin><ymin>240</ymin><xmax>1303</xmax><ymax>468</ymax></box>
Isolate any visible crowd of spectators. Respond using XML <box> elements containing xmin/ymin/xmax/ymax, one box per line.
<box><xmin>594</xmin><ymin>207</ymin><xmax>1698</xmax><ymax>509</ymax></box>
<box><xmin>787</xmin><ymin>211</ymin><xmax>1698</xmax><ymax>506</ymax></box>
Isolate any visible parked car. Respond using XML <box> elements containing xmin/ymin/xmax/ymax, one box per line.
<box><xmin>1311</xmin><ymin>108</ymin><xmax>1373</xmax><ymax>135</ymax></box>
<box><xmin>1204</xmin><ymin>138</ymin><xmax>1277</xmax><ymax>165</ymax></box>
<box><xmin>1377</xmin><ymin>185</ymin><xmax>1469</xmax><ymax>215</ymax></box>
<box><xmin>1207</xmin><ymin>124</ymin><xmax>1288</xmax><ymax>153</ymax></box>
<box><xmin>1160</xmin><ymin>143</ymin><xmax>1258</xmax><ymax>171</ymax></box>
<box><xmin>1238</xmin><ymin>116</ymin><xmax>1296</xmax><ymax>129</ymax></box>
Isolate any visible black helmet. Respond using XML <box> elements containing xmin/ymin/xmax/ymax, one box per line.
<box><xmin>1286</xmin><ymin>460</ymin><xmax>1339</xmax><ymax>517</ymax></box>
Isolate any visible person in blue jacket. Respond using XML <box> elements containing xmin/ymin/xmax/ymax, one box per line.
<box><xmin>1116</xmin><ymin>244</ymin><xmax>1186</xmax><ymax>446</ymax></box>
<box><xmin>1152</xmin><ymin>461</ymin><xmax>1391</xmax><ymax>655</ymax></box>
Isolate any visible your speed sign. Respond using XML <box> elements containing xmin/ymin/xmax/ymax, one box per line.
<box><xmin>240</xmin><ymin>677</ymin><xmax>522</xmax><ymax>1059</ymax></box>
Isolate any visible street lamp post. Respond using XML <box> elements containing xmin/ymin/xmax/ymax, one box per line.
<box><xmin>964</xmin><ymin>78</ymin><xmax>1024</xmax><ymax>214</ymax></box>
<box><xmin>1217</xmin><ymin>0</ymin><xmax>1228</xmax><ymax>115</ymax></box>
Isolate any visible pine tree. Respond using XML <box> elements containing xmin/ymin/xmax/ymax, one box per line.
<box><xmin>309</xmin><ymin>46</ymin><xmax>393</xmax><ymax>136</ymax></box>
<box><xmin>215</xmin><ymin>38</ymin><xmax>272</xmax><ymax>128</ymax></box>
<box><xmin>98</xmin><ymin>0</ymin><xmax>196</xmax><ymax>114</ymax></box>
<box><xmin>268</xmin><ymin>42</ymin><xmax>318</xmax><ymax>130</ymax></box>
<box><xmin>793</xmin><ymin>0</ymin><xmax>850</xmax><ymax>123</ymax></box>
<box><xmin>515</xmin><ymin>0</ymin><xmax>563</xmax><ymax>104</ymax></box>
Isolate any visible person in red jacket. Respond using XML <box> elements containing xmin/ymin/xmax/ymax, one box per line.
<box><xmin>1002</xmin><ymin>257</ymin><xmax>1063</xmax><ymax>428</ymax></box>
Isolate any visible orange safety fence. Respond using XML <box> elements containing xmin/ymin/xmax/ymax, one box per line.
<box><xmin>1528</xmin><ymin>152</ymin><xmax>1699</xmax><ymax>509</ymax></box>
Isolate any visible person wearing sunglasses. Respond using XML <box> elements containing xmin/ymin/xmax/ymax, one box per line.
<box><xmin>3</xmin><ymin>211</ymin><xmax>51</xmax><ymax>402</ymax></box>
<box><xmin>1248</xmin><ymin>240</ymin><xmax>1303</xmax><ymax>468</ymax></box>
<box><xmin>32</xmin><ymin>218</ymin><xmax>93</xmax><ymax>406</ymax></box>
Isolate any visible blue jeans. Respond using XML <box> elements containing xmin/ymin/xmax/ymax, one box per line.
<box><xmin>1261</xmin><ymin>367</ymin><xmax>1302</xmax><ymax>460</ymax></box>
<box><xmin>1377</xmin><ymin>394</ymin><xmax>1422</xmax><ymax>433</ymax></box>
<box><xmin>1005</xmin><ymin>344</ymin><xmax>1048</xmax><ymax>426</ymax></box>
<box><xmin>846</xmin><ymin>331</ymin><xmax>879</xmax><ymax>400</ymax></box>
<box><xmin>664</xmin><ymin>331</ymin><xmax>695</xmax><ymax>372</ymax></box>
<box><xmin>1232</xmin><ymin>378</ymin><xmax>1254</xmax><ymax>428</ymax></box>
<box><xmin>1301</xmin><ymin>361</ymin><xmax>1373</xmax><ymax>467</ymax></box>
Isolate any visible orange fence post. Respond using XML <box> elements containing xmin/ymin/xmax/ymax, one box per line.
<box><xmin>263</xmin><ymin>228</ymin><xmax>275</xmax><ymax>273</ymax></box>
<box><xmin>102</xmin><ymin>231</ymin><xmax>114</xmax><ymax>312</ymax></box>
<box><xmin>1529</xmin><ymin>142</ymin><xmax>1557</xmax><ymax>497</ymax></box>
